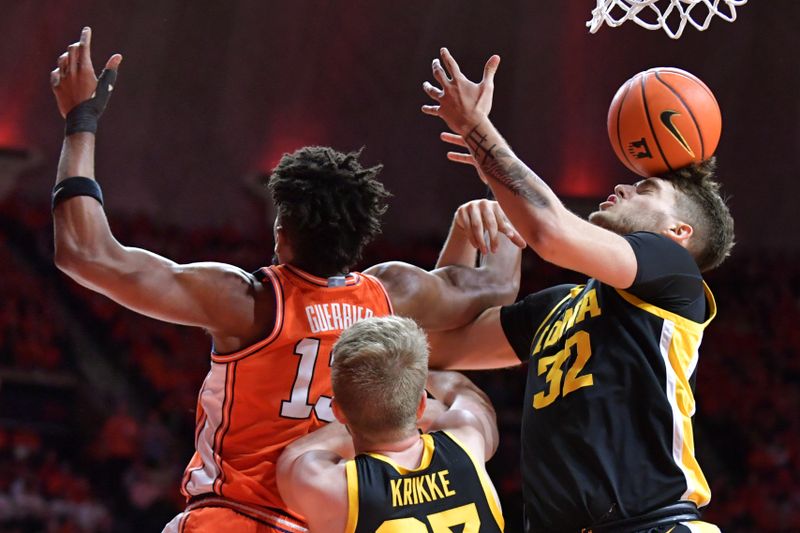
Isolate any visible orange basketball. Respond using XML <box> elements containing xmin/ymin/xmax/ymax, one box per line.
<box><xmin>607</xmin><ymin>67</ymin><xmax>721</xmax><ymax>177</ymax></box>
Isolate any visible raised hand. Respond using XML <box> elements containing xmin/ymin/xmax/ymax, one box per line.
<box><xmin>51</xmin><ymin>27</ymin><xmax>122</xmax><ymax>121</ymax></box>
<box><xmin>453</xmin><ymin>199</ymin><xmax>526</xmax><ymax>254</ymax></box>
<box><xmin>421</xmin><ymin>48</ymin><xmax>500</xmax><ymax>137</ymax></box>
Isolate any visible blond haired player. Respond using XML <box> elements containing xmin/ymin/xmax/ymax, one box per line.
<box><xmin>277</xmin><ymin>316</ymin><xmax>504</xmax><ymax>533</ymax></box>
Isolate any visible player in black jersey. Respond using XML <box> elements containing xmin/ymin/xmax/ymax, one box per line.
<box><xmin>421</xmin><ymin>49</ymin><xmax>735</xmax><ymax>532</ymax></box>
<box><xmin>276</xmin><ymin>316</ymin><xmax>505</xmax><ymax>533</ymax></box>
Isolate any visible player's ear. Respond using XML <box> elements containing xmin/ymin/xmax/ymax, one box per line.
<box><xmin>662</xmin><ymin>221</ymin><xmax>693</xmax><ymax>248</ymax></box>
<box><xmin>274</xmin><ymin>224</ymin><xmax>293</xmax><ymax>263</ymax></box>
<box><xmin>332</xmin><ymin>398</ymin><xmax>348</xmax><ymax>425</ymax></box>
<box><xmin>416</xmin><ymin>392</ymin><xmax>427</xmax><ymax>422</ymax></box>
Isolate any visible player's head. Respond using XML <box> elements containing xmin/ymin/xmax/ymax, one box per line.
<box><xmin>267</xmin><ymin>146</ymin><xmax>390</xmax><ymax>277</ymax></box>
<box><xmin>588</xmin><ymin>158</ymin><xmax>734</xmax><ymax>271</ymax></box>
<box><xmin>331</xmin><ymin>316</ymin><xmax>429</xmax><ymax>445</ymax></box>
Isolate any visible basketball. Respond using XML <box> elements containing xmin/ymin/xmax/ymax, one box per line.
<box><xmin>607</xmin><ymin>67</ymin><xmax>721</xmax><ymax>177</ymax></box>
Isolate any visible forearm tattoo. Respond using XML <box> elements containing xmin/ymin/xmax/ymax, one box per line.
<box><xmin>465</xmin><ymin>125</ymin><xmax>550</xmax><ymax>208</ymax></box>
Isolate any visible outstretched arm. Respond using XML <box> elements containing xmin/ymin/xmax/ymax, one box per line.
<box><xmin>51</xmin><ymin>28</ymin><xmax>266</xmax><ymax>350</ymax></box>
<box><xmin>366</xmin><ymin>200</ymin><xmax>523</xmax><ymax>331</ymax></box>
<box><xmin>422</xmin><ymin>48</ymin><xmax>638</xmax><ymax>289</ymax></box>
<box><xmin>427</xmin><ymin>306</ymin><xmax>519</xmax><ymax>371</ymax></box>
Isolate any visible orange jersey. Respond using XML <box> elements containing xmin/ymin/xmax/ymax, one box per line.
<box><xmin>180</xmin><ymin>264</ymin><xmax>393</xmax><ymax>520</ymax></box>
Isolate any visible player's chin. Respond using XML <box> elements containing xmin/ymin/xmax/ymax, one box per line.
<box><xmin>587</xmin><ymin>210</ymin><xmax>606</xmax><ymax>226</ymax></box>
<box><xmin>588</xmin><ymin>211</ymin><xmax>619</xmax><ymax>233</ymax></box>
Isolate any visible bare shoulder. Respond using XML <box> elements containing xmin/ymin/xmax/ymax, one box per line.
<box><xmin>170</xmin><ymin>261</ymin><xmax>258</xmax><ymax>291</ymax></box>
<box><xmin>183</xmin><ymin>263</ymin><xmax>275</xmax><ymax>347</ymax></box>
<box><xmin>363</xmin><ymin>261</ymin><xmax>423</xmax><ymax>287</ymax></box>
<box><xmin>363</xmin><ymin>261</ymin><xmax>425</xmax><ymax>308</ymax></box>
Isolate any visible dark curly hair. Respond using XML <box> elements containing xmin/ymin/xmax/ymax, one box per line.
<box><xmin>663</xmin><ymin>157</ymin><xmax>735</xmax><ymax>272</ymax></box>
<box><xmin>266</xmin><ymin>146</ymin><xmax>390</xmax><ymax>277</ymax></box>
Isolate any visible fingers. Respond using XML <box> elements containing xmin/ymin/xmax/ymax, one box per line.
<box><xmin>105</xmin><ymin>53</ymin><xmax>123</xmax><ymax>71</ymax></box>
<box><xmin>456</xmin><ymin>200</ymin><xmax>526</xmax><ymax>253</ymax></box>
<box><xmin>479</xmin><ymin>201</ymin><xmax>500</xmax><ymax>253</ymax></box>
<box><xmin>58</xmin><ymin>52</ymin><xmax>69</xmax><ymax>78</ymax></box>
<box><xmin>439</xmin><ymin>47</ymin><xmax>462</xmax><ymax>78</ymax></box>
<box><xmin>67</xmin><ymin>42</ymin><xmax>80</xmax><ymax>77</ymax></box>
<box><xmin>440</xmin><ymin>132</ymin><xmax>467</xmax><ymax>148</ymax></box>
<box><xmin>431</xmin><ymin>58</ymin><xmax>450</xmax><ymax>87</ymax></box>
<box><xmin>423</xmin><ymin>81</ymin><xmax>444</xmax><ymax>101</ymax></box>
<box><xmin>508</xmin><ymin>230</ymin><xmax>527</xmax><ymax>248</ymax></box>
<box><xmin>50</xmin><ymin>68</ymin><xmax>60</xmax><ymax>88</ymax></box>
<box><xmin>79</xmin><ymin>27</ymin><xmax>92</xmax><ymax>68</ymax></box>
<box><xmin>421</xmin><ymin>104</ymin><xmax>439</xmax><ymax>116</ymax></box>
<box><xmin>458</xmin><ymin>202</ymin><xmax>487</xmax><ymax>254</ymax></box>
<box><xmin>492</xmin><ymin>203</ymin><xmax>526</xmax><ymax>249</ymax></box>
<box><xmin>446</xmin><ymin>152</ymin><xmax>475</xmax><ymax>166</ymax></box>
<box><xmin>482</xmin><ymin>55</ymin><xmax>500</xmax><ymax>85</ymax></box>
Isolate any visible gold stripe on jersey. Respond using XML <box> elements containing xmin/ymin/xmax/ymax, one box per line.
<box><xmin>681</xmin><ymin>520</ymin><xmax>721</xmax><ymax>532</ymax></box>
<box><xmin>443</xmin><ymin>431</ymin><xmax>505</xmax><ymax>531</ymax></box>
<box><xmin>614</xmin><ymin>282</ymin><xmax>717</xmax><ymax>330</ymax></box>
<box><xmin>529</xmin><ymin>286</ymin><xmax>585</xmax><ymax>357</ymax></box>
<box><xmin>366</xmin><ymin>433</ymin><xmax>435</xmax><ymax>474</ymax></box>
<box><xmin>615</xmin><ymin>282</ymin><xmax>717</xmax><ymax>508</ymax></box>
<box><xmin>344</xmin><ymin>460</ymin><xmax>359</xmax><ymax>533</ymax></box>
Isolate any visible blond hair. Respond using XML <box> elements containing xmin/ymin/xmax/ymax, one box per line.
<box><xmin>332</xmin><ymin>316</ymin><xmax>429</xmax><ymax>440</ymax></box>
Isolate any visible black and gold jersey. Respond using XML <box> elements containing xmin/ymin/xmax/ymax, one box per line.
<box><xmin>500</xmin><ymin>232</ymin><xmax>716</xmax><ymax>533</ymax></box>
<box><xmin>343</xmin><ymin>430</ymin><xmax>504</xmax><ymax>533</ymax></box>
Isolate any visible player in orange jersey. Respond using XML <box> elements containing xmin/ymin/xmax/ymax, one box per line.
<box><xmin>50</xmin><ymin>29</ymin><xmax>524</xmax><ymax>533</ymax></box>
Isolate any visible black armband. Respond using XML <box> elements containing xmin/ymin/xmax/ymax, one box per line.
<box><xmin>52</xmin><ymin>177</ymin><xmax>104</xmax><ymax>210</ymax></box>
<box><xmin>65</xmin><ymin>68</ymin><xmax>118</xmax><ymax>136</ymax></box>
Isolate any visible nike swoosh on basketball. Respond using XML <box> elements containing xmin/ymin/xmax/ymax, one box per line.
<box><xmin>660</xmin><ymin>110</ymin><xmax>695</xmax><ymax>157</ymax></box>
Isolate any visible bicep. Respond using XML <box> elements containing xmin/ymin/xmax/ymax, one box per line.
<box><xmin>68</xmin><ymin>244</ymin><xmax>257</xmax><ymax>332</ymax></box>
<box><xmin>366</xmin><ymin>261</ymin><xmax>510</xmax><ymax>332</ymax></box>
<box><xmin>427</xmin><ymin>307</ymin><xmax>519</xmax><ymax>370</ymax></box>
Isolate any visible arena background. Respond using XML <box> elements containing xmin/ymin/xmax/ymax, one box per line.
<box><xmin>0</xmin><ymin>1</ymin><xmax>798</xmax><ymax>531</ymax></box>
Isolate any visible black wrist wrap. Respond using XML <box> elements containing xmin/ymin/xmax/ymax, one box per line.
<box><xmin>65</xmin><ymin>68</ymin><xmax>118</xmax><ymax>136</ymax></box>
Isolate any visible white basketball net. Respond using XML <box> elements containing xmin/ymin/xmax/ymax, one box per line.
<box><xmin>588</xmin><ymin>0</ymin><xmax>748</xmax><ymax>39</ymax></box>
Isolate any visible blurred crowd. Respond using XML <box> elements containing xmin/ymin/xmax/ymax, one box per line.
<box><xmin>1</xmin><ymin>197</ymin><xmax>797</xmax><ymax>532</ymax></box>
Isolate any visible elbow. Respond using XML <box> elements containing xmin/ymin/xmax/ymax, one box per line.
<box><xmin>483</xmin><ymin>263</ymin><xmax>520</xmax><ymax>306</ymax></box>
<box><xmin>525</xmin><ymin>219</ymin><xmax>566</xmax><ymax>266</ymax></box>
<box><xmin>500</xmin><ymin>271</ymin><xmax>520</xmax><ymax>304</ymax></box>
<box><xmin>54</xmin><ymin>241</ymin><xmax>82</xmax><ymax>276</ymax></box>
<box><xmin>53</xmin><ymin>240</ymin><xmax>105</xmax><ymax>281</ymax></box>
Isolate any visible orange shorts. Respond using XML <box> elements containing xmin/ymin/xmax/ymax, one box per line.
<box><xmin>162</xmin><ymin>498</ymin><xmax>308</xmax><ymax>533</ymax></box>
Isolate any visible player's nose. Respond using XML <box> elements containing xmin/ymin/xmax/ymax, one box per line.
<box><xmin>614</xmin><ymin>183</ymin><xmax>634</xmax><ymax>199</ymax></box>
